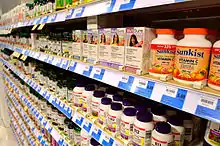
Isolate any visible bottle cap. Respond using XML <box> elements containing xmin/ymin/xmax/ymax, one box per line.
<box><xmin>111</xmin><ymin>102</ymin><xmax>122</xmax><ymax>111</ymax></box>
<box><xmin>85</xmin><ymin>84</ymin><xmax>95</xmax><ymax>91</ymax></box>
<box><xmin>76</xmin><ymin>81</ymin><xmax>85</xmax><ymax>87</ymax></box>
<box><xmin>106</xmin><ymin>87</ymin><xmax>117</xmax><ymax>95</ymax></box>
<box><xmin>113</xmin><ymin>94</ymin><xmax>123</xmax><ymax>102</ymax></box>
<box><xmin>136</xmin><ymin>111</ymin><xmax>153</xmax><ymax>122</ymax></box>
<box><xmin>156</xmin><ymin>29</ymin><xmax>175</xmax><ymax>35</ymax></box>
<box><xmin>151</xmin><ymin>106</ymin><xmax>166</xmax><ymax>116</ymax></box>
<box><xmin>122</xmin><ymin>99</ymin><xmax>133</xmax><ymax>106</ymax></box>
<box><xmin>90</xmin><ymin>138</ymin><xmax>101</xmax><ymax>146</ymax></box>
<box><xmin>155</xmin><ymin>122</ymin><xmax>171</xmax><ymax>134</ymax></box>
<box><xmin>123</xmin><ymin>107</ymin><xmax>137</xmax><ymax>116</ymax></box>
<box><xmin>101</xmin><ymin>98</ymin><xmax>112</xmax><ymax>105</ymax></box>
<box><xmin>93</xmin><ymin>90</ymin><xmax>105</xmax><ymax>98</ymax></box>
<box><xmin>184</xmin><ymin>28</ymin><xmax>208</xmax><ymax>35</ymax></box>
<box><xmin>168</xmin><ymin>116</ymin><xmax>183</xmax><ymax>126</ymax></box>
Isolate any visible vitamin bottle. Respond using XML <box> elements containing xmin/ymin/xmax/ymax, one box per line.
<box><xmin>183</xmin><ymin>114</ymin><xmax>193</xmax><ymax>143</ymax></box>
<box><xmin>107</xmin><ymin>102</ymin><xmax>123</xmax><ymax>133</ymax></box>
<box><xmin>98</xmin><ymin>97</ymin><xmax>112</xmax><ymax>125</ymax></box>
<box><xmin>151</xmin><ymin>107</ymin><xmax>167</xmax><ymax>123</ymax></box>
<box><xmin>106</xmin><ymin>87</ymin><xmax>117</xmax><ymax>99</ymax></box>
<box><xmin>208</xmin><ymin>40</ymin><xmax>220</xmax><ymax>90</ymax></box>
<box><xmin>151</xmin><ymin>122</ymin><xmax>174</xmax><ymax>146</ymax></box>
<box><xmin>90</xmin><ymin>138</ymin><xmax>101</xmax><ymax>146</ymax></box>
<box><xmin>72</xmin><ymin>81</ymin><xmax>85</xmax><ymax>107</ymax></box>
<box><xmin>149</xmin><ymin>29</ymin><xmax>177</xmax><ymax>78</ymax></box>
<box><xmin>81</xmin><ymin>84</ymin><xmax>95</xmax><ymax>113</ymax></box>
<box><xmin>122</xmin><ymin>99</ymin><xmax>134</xmax><ymax>109</ymax></box>
<box><xmin>120</xmin><ymin>107</ymin><xmax>137</xmax><ymax>140</ymax></box>
<box><xmin>91</xmin><ymin>91</ymin><xmax>105</xmax><ymax>117</ymax></box>
<box><xmin>81</xmin><ymin>130</ymin><xmax>91</xmax><ymax>146</ymax></box>
<box><xmin>204</xmin><ymin>121</ymin><xmax>220</xmax><ymax>146</ymax></box>
<box><xmin>132</xmin><ymin>111</ymin><xmax>154</xmax><ymax>146</ymax></box>
<box><xmin>168</xmin><ymin>116</ymin><xmax>185</xmax><ymax>146</ymax></box>
<box><xmin>112</xmin><ymin>94</ymin><xmax>123</xmax><ymax>103</ymax></box>
<box><xmin>173</xmin><ymin>28</ymin><xmax>212</xmax><ymax>85</ymax></box>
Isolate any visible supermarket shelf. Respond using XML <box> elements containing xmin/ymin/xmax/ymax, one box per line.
<box><xmin>3</xmin><ymin>73</ymin><xmax>72</xmax><ymax>146</ymax></box>
<box><xmin>2</xmin><ymin>59</ymin><xmax>124</xmax><ymax>146</ymax></box>
<box><xmin>0</xmin><ymin>0</ymin><xmax>186</xmax><ymax>30</ymax></box>
<box><xmin>1</xmin><ymin>43</ymin><xmax>220</xmax><ymax>124</ymax></box>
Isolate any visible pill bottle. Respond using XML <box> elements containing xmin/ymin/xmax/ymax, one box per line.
<box><xmin>107</xmin><ymin>102</ymin><xmax>123</xmax><ymax>133</ymax></box>
<box><xmin>204</xmin><ymin>121</ymin><xmax>220</xmax><ymax>146</ymax></box>
<box><xmin>51</xmin><ymin>106</ymin><xmax>58</xmax><ymax>123</ymax></box>
<box><xmin>106</xmin><ymin>87</ymin><xmax>117</xmax><ymax>99</ymax></box>
<box><xmin>74</xmin><ymin>124</ymin><xmax>81</xmax><ymax>146</ymax></box>
<box><xmin>72</xmin><ymin>81</ymin><xmax>85</xmax><ymax>107</ymax></box>
<box><xmin>68</xmin><ymin>122</ymin><xmax>74</xmax><ymax>141</ymax></box>
<box><xmin>208</xmin><ymin>40</ymin><xmax>220</xmax><ymax>90</ymax></box>
<box><xmin>81</xmin><ymin>129</ymin><xmax>91</xmax><ymax>146</ymax></box>
<box><xmin>132</xmin><ymin>111</ymin><xmax>154</xmax><ymax>146</ymax></box>
<box><xmin>91</xmin><ymin>91</ymin><xmax>105</xmax><ymax>117</ymax></box>
<box><xmin>168</xmin><ymin>115</ymin><xmax>185</xmax><ymax>146</ymax></box>
<box><xmin>152</xmin><ymin>122</ymin><xmax>174</xmax><ymax>146</ymax></box>
<box><xmin>149</xmin><ymin>29</ymin><xmax>177</xmax><ymax>78</ymax></box>
<box><xmin>120</xmin><ymin>107</ymin><xmax>137</xmax><ymax>140</ymax></box>
<box><xmin>82</xmin><ymin>84</ymin><xmax>95</xmax><ymax>113</ymax></box>
<box><xmin>90</xmin><ymin>138</ymin><xmax>101</xmax><ymax>146</ymax></box>
<box><xmin>57</xmin><ymin>111</ymin><xmax>65</xmax><ymax>129</ymax></box>
<box><xmin>183</xmin><ymin>114</ymin><xmax>193</xmax><ymax>143</ymax></box>
<box><xmin>122</xmin><ymin>98</ymin><xmax>134</xmax><ymax>109</ymax></box>
<box><xmin>151</xmin><ymin>106</ymin><xmax>167</xmax><ymax>123</ymax></box>
<box><xmin>174</xmin><ymin>28</ymin><xmax>212</xmax><ymax>85</ymax></box>
<box><xmin>112</xmin><ymin>94</ymin><xmax>123</xmax><ymax>103</ymax></box>
<box><xmin>134</xmin><ymin>104</ymin><xmax>147</xmax><ymax>112</ymax></box>
<box><xmin>98</xmin><ymin>97</ymin><xmax>112</xmax><ymax>125</ymax></box>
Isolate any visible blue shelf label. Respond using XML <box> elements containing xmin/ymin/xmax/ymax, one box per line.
<box><xmin>75</xmin><ymin>7</ymin><xmax>85</xmax><ymax>18</ymax></box>
<box><xmin>91</xmin><ymin>127</ymin><xmax>102</xmax><ymax>141</ymax></box>
<box><xmin>93</xmin><ymin>69</ymin><xmax>105</xmax><ymax>80</ymax></box>
<box><xmin>61</xmin><ymin>59</ymin><xmax>69</xmax><ymax>70</ymax></box>
<box><xmin>134</xmin><ymin>80</ymin><xmax>155</xmax><ymax>98</ymax></box>
<box><xmin>83</xmin><ymin>66</ymin><xmax>93</xmax><ymax>77</ymax></box>
<box><xmin>75</xmin><ymin>115</ymin><xmax>84</xmax><ymax>126</ymax></box>
<box><xmin>66</xmin><ymin>9</ymin><xmax>75</xmax><ymax>20</ymax></box>
<box><xmin>119</xmin><ymin>0</ymin><xmax>136</xmax><ymax>11</ymax></box>
<box><xmin>48</xmin><ymin>56</ymin><xmax>54</xmax><ymax>64</ymax></box>
<box><xmin>118</xmin><ymin>76</ymin><xmax>134</xmax><ymax>91</ymax></box>
<box><xmin>68</xmin><ymin>61</ymin><xmax>77</xmax><ymax>72</ymax></box>
<box><xmin>82</xmin><ymin>121</ymin><xmax>92</xmax><ymax>133</ymax></box>
<box><xmin>44</xmin><ymin>55</ymin><xmax>49</xmax><ymax>62</ymax></box>
<box><xmin>161</xmin><ymin>88</ymin><xmax>187</xmax><ymax>109</ymax></box>
<box><xmin>48</xmin><ymin>127</ymin><xmax>52</xmax><ymax>133</ymax></box>
<box><xmin>56</xmin><ymin>58</ymin><xmax>63</xmax><ymax>67</ymax></box>
<box><xmin>58</xmin><ymin>139</ymin><xmax>64</xmax><ymax>146</ymax></box>
<box><xmin>42</xmin><ymin>16</ymin><xmax>49</xmax><ymax>23</ymax></box>
<box><xmin>102</xmin><ymin>135</ymin><xmax>114</xmax><ymax>146</ymax></box>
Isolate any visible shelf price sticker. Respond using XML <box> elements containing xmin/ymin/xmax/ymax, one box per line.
<box><xmin>195</xmin><ymin>95</ymin><xmax>220</xmax><ymax>121</ymax></box>
<box><xmin>68</xmin><ymin>61</ymin><xmax>77</xmax><ymax>72</ymax></box>
<box><xmin>93</xmin><ymin>68</ymin><xmax>105</xmax><ymax>80</ymax></box>
<box><xmin>91</xmin><ymin>125</ymin><xmax>102</xmax><ymax>141</ymax></box>
<box><xmin>118</xmin><ymin>75</ymin><xmax>134</xmax><ymax>91</ymax></box>
<box><xmin>82</xmin><ymin>119</ymin><xmax>92</xmax><ymax>133</ymax></box>
<box><xmin>133</xmin><ymin>79</ymin><xmax>155</xmax><ymax>98</ymax></box>
<box><xmin>82</xmin><ymin>65</ymin><xmax>93</xmax><ymax>77</ymax></box>
<box><xmin>48</xmin><ymin>56</ymin><xmax>54</xmax><ymax>64</ymax></box>
<box><xmin>61</xmin><ymin>59</ymin><xmax>69</xmax><ymax>70</ymax></box>
<box><xmin>101</xmin><ymin>133</ymin><xmax>114</xmax><ymax>146</ymax></box>
<box><xmin>73</xmin><ymin>112</ymin><xmax>84</xmax><ymax>126</ymax></box>
<box><xmin>66</xmin><ymin>9</ymin><xmax>75</xmax><ymax>20</ymax></box>
<box><xmin>161</xmin><ymin>87</ymin><xmax>187</xmax><ymax>109</ymax></box>
<box><xmin>51</xmin><ymin>129</ymin><xmax>61</xmax><ymax>141</ymax></box>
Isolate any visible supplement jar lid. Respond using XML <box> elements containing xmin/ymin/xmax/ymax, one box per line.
<box><xmin>101</xmin><ymin>97</ymin><xmax>112</xmax><ymax>105</ymax></box>
<box><xmin>90</xmin><ymin>138</ymin><xmax>101</xmax><ymax>146</ymax></box>
<box><xmin>136</xmin><ymin>111</ymin><xmax>153</xmax><ymax>122</ymax></box>
<box><xmin>123</xmin><ymin>107</ymin><xmax>137</xmax><ymax>116</ymax></box>
<box><xmin>93</xmin><ymin>90</ymin><xmax>105</xmax><ymax>98</ymax></box>
<box><xmin>111</xmin><ymin>102</ymin><xmax>122</xmax><ymax>111</ymax></box>
<box><xmin>155</xmin><ymin>122</ymin><xmax>171</xmax><ymax>134</ymax></box>
<box><xmin>85</xmin><ymin>84</ymin><xmax>95</xmax><ymax>91</ymax></box>
<box><xmin>168</xmin><ymin>115</ymin><xmax>183</xmax><ymax>126</ymax></box>
<box><xmin>183</xmin><ymin>28</ymin><xmax>208</xmax><ymax>35</ymax></box>
<box><xmin>122</xmin><ymin>99</ymin><xmax>133</xmax><ymax>106</ymax></box>
<box><xmin>135</xmin><ymin>105</ymin><xmax>147</xmax><ymax>112</ymax></box>
<box><xmin>113</xmin><ymin>94</ymin><xmax>123</xmax><ymax>102</ymax></box>
<box><xmin>151</xmin><ymin>106</ymin><xmax>166</xmax><ymax>116</ymax></box>
<box><xmin>106</xmin><ymin>87</ymin><xmax>117</xmax><ymax>95</ymax></box>
<box><xmin>76</xmin><ymin>81</ymin><xmax>85</xmax><ymax>87</ymax></box>
<box><xmin>156</xmin><ymin>29</ymin><xmax>175</xmax><ymax>35</ymax></box>
<box><xmin>68</xmin><ymin>122</ymin><xmax>74</xmax><ymax>129</ymax></box>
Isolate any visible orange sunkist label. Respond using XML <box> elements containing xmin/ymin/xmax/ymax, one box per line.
<box><xmin>174</xmin><ymin>46</ymin><xmax>211</xmax><ymax>81</ymax></box>
<box><xmin>208</xmin><ymin>48</ymin><xmax>220</xmax><ymax>86</ymax></box>
<box><xmin>149</xmin><ymin>44</ymin><xmax>176</xmax><ymax>74</ymax></box>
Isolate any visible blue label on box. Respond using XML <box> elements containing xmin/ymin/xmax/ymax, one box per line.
<box><xmin>118</xmin><ymin>76</ymin><xmax>134</xmax><ymax>91</ymax></box>
<box><xmin>83</xmin><ymin>66</ymin><xmax>93</xmax><ymax>77</ymax></box>
<box><xmin>93</xmin><ymin>69</ymin><xmax>105</xmax><ymax>80</ymax></box>
<box><xmin>161</xmin><ymin>89</ymin><xmax>187</xmax><ymax>109</ymax></box>
<box><xmin>134</xmin><ymin>81</ymin><xmax>155</xmax><ymax>98</ymax></box>
<box><xmin>68</xmin><ymin>61</ymin><xmax>77</xmax><ymax>72</ymax></box>
<box><xmin>91</xmin><ymin>128</ymin><xmax>102</xmax><ymax>141</ymax></box>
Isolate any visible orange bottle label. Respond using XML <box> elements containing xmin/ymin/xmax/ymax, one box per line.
<box><xmin>208</xmin><ymin>48</ymin><xmax>220</xmax><ymax>86</ymax></box>
<box><xmin>149</xmin><ymin>44</ymin><xmax>176</xmax><ymax>74</ymax></box>
<box><xmin>174</xmin><ymin>46</ymin><xmax>211</xmax><ymax>81</ymax></box>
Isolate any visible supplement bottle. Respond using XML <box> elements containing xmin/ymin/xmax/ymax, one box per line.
<box><xmin>208</xmin><ymin>40</ymin><xmax>220</xmax><ymax>90</ymax></box>
<box><xmin>107</xmin><ymin>102</ymin><xmax>123</xmax><ymax>133</ymax></box>
<box><xmin>132</xmin><ymin>111</ymin><xmax>154</xmax><ymax>146</ymax></box>
<box><xmin>174</xmin><ymin>28</ymin><xmax>212</xmax><ymax>85</ymax></box>
<box><xmin>152</xmin><ymin>122</ymin><xmax>174</xmax><ymax>146</ymax></box>
<box><xmin>112</xmin><ymin>94</ymin><xmax>123</xmax><ymax>103</ymax></box>
<box><xmin>90</xmin><ymin>138</ymin><xmax>101</xmax><ymax>146</ymax></box>
<box><xmin>72</xmin><ymin>81</ymin><xmax>85</xmax><ymax>107</ymax></box>
<box><xmin>106</xmin><ymin>87</ymin><xmax>117</xmax><ymax>99</ymax></box>
<box><xmin>91</xmin><ymin>91</ymin><xmax>105</xmax><ymax>117</ymax></box>
<box><xmin>204</xmin><ymin>121</ymin><xmax>220</xmax><ymax>146</ymax></box>
<box><xmin>122</xmin><ymin>99</ymin><xmax>134</xmax><ymax>109</ymax></box>
<box><xmin>74</xmin><ymin>124</ymin><xmax>81</xmax><ymax>146</ymax></box>
<box><xmin>149</xmin><ymin>29</ymin><xmax>177</xmax><ymax>78</ymax></box>
<box><xmin>82</xmin><ymin>84</ymin><xmax>95</xmax><ymax>113</ymax></box>
<box><xmin>183</xmin><ymin>114</ymin><xmax>193</xmax><ymax>143</ymax></box>
<box><xmin>98</xmin><ymin>97</ymin><xmax>112</xmax><ymax>125</ymax></box>
<box><xmin>68</xmin><ymin>122</ymin><xmax>74</xmax><ymax>142</ymax></box>
<box><xmin>168</xmin><ymin>116</ymin><xmax>185</xmax><ymax>146</ymax></box>
<box><xmin>81</xmin><ymin>130</ymin><xmax>91</xmax><ymax>146</ymax></box>
<box><xmin>120</xmin><ymin>107</ymin><xmax>137</xmax><ymax>140</ymax></box>
<box><xmin>151</xmin><ymin>107</ymin><xmax>167</xmax><ymax>123</ymax></box>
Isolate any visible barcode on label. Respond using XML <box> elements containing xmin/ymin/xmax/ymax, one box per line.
<box><xmin>198</xmin><ymin>96</ymin><xmax>218</xmax><ymax>110</ymax></box>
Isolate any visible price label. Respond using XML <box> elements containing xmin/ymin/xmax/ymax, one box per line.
<box><xmin>91</xmin><ymin>125</ymin><xmax>102</xmax><ymax>141</ymax></box>
<box><xmin>48</xmin><ymin>56</ymin><xmax>54</xmax><ymax>64</ymax></box>
<box><xmin>118</xmin><ymin>75</ymin><xmax>134</xmax><ymax>91</ymax></box>
<box><xmin>93</xmin><ymin>68</ymin><xmax>105</xmax><ymax>80</ymax></box>
<box><xmin>82</xmin><ymin>65</ymin><xmax>93</xmax><ymax>77</ymax></box>
<box><xmin>66</xmin><ymin>9</ymin><xmax>74</xmax><ymax>20</ymax></box>
<box><xmin>61</xmin><ymin>59</ymin><xmax>69</xmax><ymax>69</ymax></box>
<box><xmin>68</xmin><ymin>61</ymin><xmax>77</xmax><ymax>72</ymax></box>
<box><xmin>133</xmin><ymin>79</ymin><xmax>155</xmax><ymax>98</ymax></box>
<box><xmin>82</xmin><ymin>119</ymin><xmax>92</xmax><ymax>133</ymax></box>
<box><xmin>74</xmin><ymin>112</ymin><xmax>84</xmax><ymax>126</ymax></box>
<box><xmin>101</xmin><ymin>134</ymin><xmax>114</xmax><ymax>146</ymax></box>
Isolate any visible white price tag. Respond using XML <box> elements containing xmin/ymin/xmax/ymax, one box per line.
<box><xmin>165</xmin><ymin>86</ymin><xmax>178</xmax><ymax>98</ymax></box>
<box><xmin>120</xmin><ymin>76</ymin><xmax>128</xmax><ymax>83</ymax></box>
<box><xmin>198</xmin><ymin>95</ymin><xmax>218</xmax><ymax>110</ymax></box>
<box><xmin>136</xmin><ymin>79</ymin><xmax>147</xmax><ymax>88</ymax></box>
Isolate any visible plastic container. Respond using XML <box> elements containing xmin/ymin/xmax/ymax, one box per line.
<box><xmin>107</xmin><ymin>102</ymin><xmax>123</xmax><ymax>133</ymax></box>
<box><xmin>106</xmin><ymin>87</ymin><xmax>117</xmax><ymax>99</ymax></box>
<box><xmin>91</xmin><ymin>91</ymin><xmax>105</xmax><ymax>117</ymax></box>
<box><xmin>208</xmin><ymin>40</ymin><xmax>220</xmax><ymax>90</ymax></box>
<box><xmin>183</xmin><ymin>114</ymin><xmax>193</xmax><ymax>143</ymax></box>
<box><xmin>151</xmin><ymin>107</ymin><xmax>167</xmax><ymax>123</ymax></box>
<box><xmin>74</xmin><ymin>124</ymin><xmax>81</xmax><ymax>146</ymax></box>
<box><xmin>168</xmin><ymin>116</ymin><xmax>185</xmax><ymax>146</ymax></box>
<box><xmin>98</xmin><ymin>97</ymin><xmax>112</xmax><ymax>125</ymax></box>
<box><xmin>90</xmin><ymin>138</ymin><xmax>101</xmax><ymax>146</ymax></box>
<box><xmin>72</xmin><ymin>82</ymin><xmax>85</xmax><ymax>107</ymax></box>
<box><xmin>204</xmin><ymin>121</ymin><xmax>220</xmax><ymax>146</ymax></box>
<box><xmin>120</xmin><ymin>107</ymin><xmax>137</xmax><ymax>140</ymax></box>
<box><xmin>112</xmin><ymin>94</ymin><xmax>123</xmax><ymax>103</ymax></box>
<box><xmin>132</xmin><ymin>111</ymin><xmax>154</xmax><ymax>146</ymax></box>
<box><xmin>173</xmin><ymin>28</ymin><xmax>212</xmax><ymax>85</ymax></box>
<box><xmin>81</xmin><ymin>130</ymin><xmax>91</xmax><ymax>146</ymax></box>
<box><xmin>149</xmin><ymin>29</ymin><xmax>177</xmax><ymax>78</ymax></box>
<box><xmin>151</xmin><ymin>122</ymin><xmax>174</xmax><ymax>146</ymax></box>
<box><xmin>122</xmin><ymin>99</ymin><xmax>134</xmax><ymax>109</ymax></box>
<box><xmin>82</xmin><ymin>84</ymin><xmax>95</xmax><ymax>113</ymax></box>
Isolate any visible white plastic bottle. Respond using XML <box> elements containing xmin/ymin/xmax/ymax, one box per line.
<box><xmin>132</xmin><ymin>111</ymin><xmax>154</xmax><ymax>146</ymax></box>
<box><xmin>72</xmin><ymin>82</ymin><xmax>85</xmax><ymax>107</ymax></box>
<box><xmin>204</xmin><ymin>121</ymin><xmax>220</xmax><ymax>146</ymax></box>
<box><xmin>151</xmin><ymin>107</ymin><xmax>167</xmax><ymax>123</ymax></box>
<box><xmin>107</xmin><ymin>102</ymin><xmax>123</xmax><ymax>134</ymax></box>
<box><xmin>112</xmin><ymin>94</ymin><xmax>123</xmax><ymax>103</ymax></box>
<box><xmin>151</xmin><ymin>122</ymin><xmax>174</xmax><ymax>146</ymax></box>
<box><xmin>98</xmin><ymin>97</ymin><xmax>112</xmax><ymax>126</ymax></box>
<box><xmin>81</xmin><ymin>84</ymin><xmax>95</xmax><ymax>113</ymax></box>
<box><xmin>81</xmin><ymin>130</ymin><xmax>91</xmax><ymax>146</ymax></box>
<box><xmin>168</xmin><ymin>116</ymin><xmax>185</xmax><ymax>146</ymax></box>
<box><xmin>120</xmin><ymin>107</ymin><xmax>137</xmax><ymax>141</ymax></box>
<box><xmin>122</xmin><ymin>99</ymin><xmax>134</xmax><ymax>109</ymax></box>
<box><xmin>106</xmin><ymin>87</ymin><xmax>117</xmax><ymax>99</ymax></box>
<box><xmin>149</xmin><ymin>29</ymin><xmax>177</xmax><ymax>78</ymax></box>
<box><xmin>91</xmin><ymin>91</ymin><xmax>105</xmax><ymax>117</ymax></box>
<box><xmin>183</xmin><ymin>114</ymin><xmax>193</xmax><ymax>143</ymax></box>
<box><xmin>173</xmin><ymin>28</ymin><xmax>212</xmax><ymax>86</ymax></box>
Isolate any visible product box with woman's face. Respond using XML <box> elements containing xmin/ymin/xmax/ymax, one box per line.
<box><xmin>110</xmin><ymin>28</ymin><xmax>126</xmax><ymax>70</ymax></box>
<box><xmin>98</xmin><ymin>28</ymin><xmax>111</xmax><ymax>67</ymax></box>
<box><xmin>87</xmin><ymin>29</ymin><xmax>99</xmax><ymax>64</ymax></box>
<box><xmin>72</xmin><ymin>30</ymin><xmax>82</xmax><ymax>60</ymax></box>
<box><xmin>125</xmin><ymin>27</ymin><xmax>156</xmax><ymax>75</ymax></box>
<box><xmin>82</xmin><ymin>30</ymin><xmax>89</xmax><ymax>61</ymax></box>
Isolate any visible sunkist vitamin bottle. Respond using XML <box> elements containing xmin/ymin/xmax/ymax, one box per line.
<box><xmin>173</xmin><ymin>28</ymin><xmax>212</xmax><ymax>85</ymax></box>
<box><xmin>208</xmin><ymin>40</ymin><xmax>220</xmax><ymax>90</ymax></box>
<box><xmin>149</xmin><ymin>29</ymin><xmax>177</xmax><ymax>78</ymax></box>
